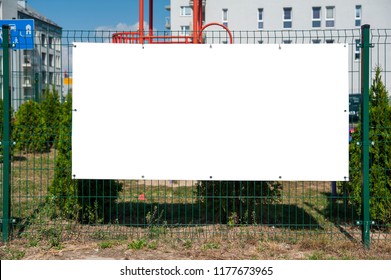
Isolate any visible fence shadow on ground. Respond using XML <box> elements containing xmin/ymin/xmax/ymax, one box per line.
<box><xmin>113</xmin><ymin>201</ymin><xmax>322</xmax><ymax>230</ymax></box>
<box><xmin>304</xmin><ymin>191</ymin><xmax>360</xmax><ymax>242</ymax></box>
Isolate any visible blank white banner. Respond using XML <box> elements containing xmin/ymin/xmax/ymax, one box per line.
<box><xmin>72</xmin><ymin>43</ymin><xmax>349</xmax><ymax>181</ymax></box>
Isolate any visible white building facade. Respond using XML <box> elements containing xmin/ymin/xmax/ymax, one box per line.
<box><xmin>167</xmin><ymin>0</ymin><xmax>391</xmax><ymax>98</ymax></box>
<box><xmin>168</xmin><ymin>0</ymin><xmax>390</xmax><ymax>32</ymax></box>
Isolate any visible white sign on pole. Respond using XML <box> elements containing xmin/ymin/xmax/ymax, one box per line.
<box><xmin>72</xmin><ymin>43</ymin><xmax>349</xmax><ymax>181</ymax></box>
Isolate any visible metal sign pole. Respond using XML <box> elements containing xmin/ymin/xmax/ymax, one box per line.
<box><xmin>360</xmin><ymin>24</ymin><xmax>371</xmax><ymax>249</ymax></box>
<box><xmin>1</xmin><ymin>25</ymin><xmax>11</xmax><ymax>242</ymax></box>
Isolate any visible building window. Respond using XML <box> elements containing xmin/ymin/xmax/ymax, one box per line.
<box><xmin>312</xmin><ymin>7</ymin><xmax>321</xmax><ymax>28</ymax></box>
<box><xmin>258</xmin><ymin>8</ymin><xmax>264</xmax><ymax>30</ymax></box>
<box><xmin>283</xmin><ymin>8</ymin><xmax>292</xmax><ymax>29</ymax></box>
<box><xmin>222</xmin><ymin>9</ymin><xmax>228</xmax><ymax>27</ymax></box>
<box><xmin>49</xmin><ymin>37</ymin><xmax>54</xmax><ymax>49</ymax></box>
<box><xmin>355</xmin><ymin>39</ymin><xmax>361</xmax><ymax>60</ymax></box>
<box><xmin>56</xmin><ymin>55</ymin><xmax>61</xmax><ymax>69</ymax></box>
<box><xmin>41</xmin><ymin>52</ymin><xmax>47</xmax><ymax>66</ymax></box>
<box><xmin>41</xmin><ymin>34</ymin><xmax>47</xmax><ymax>47</ymax></box>
<box><xmin>180</xmin><ymin>25</ymin><xmax>190</xmax><ymax>36</ymax></box>
<box><xmin>180</xmin><ymin>6</ymin><xmax>192</xmax><ymax>16</ymax></box>
<box><xmin>55</xmin><ymin>38</ymin><xmax>61</xmax><ymax>51</ymax></box>
<box><xmin>56</xmin><ymin>73</ymin><xmax>61</xmax><ymax>86</ymax></box>
<box><xmin>326</xmin><ymin>6</ymin><xmax>335</xmax><ymax>28</ymax></box>
<box><xmin>42</xmin><ymin>71</ymin><xmax>47</xmax><ymax>84</ymax></box>
<box><xmin>49</xmin><ymin>72</ymin><xmax>54</xmax><ymax>85</ymax></box>
<box><xmin>355</xmin><ymin>5</ymin><xmax>362</xmax><ymax>27</ymax></box>
<box><xmin>49</xmin><ymin>54</ymin><xmax>54</xmax><ymax>67</ymax></box>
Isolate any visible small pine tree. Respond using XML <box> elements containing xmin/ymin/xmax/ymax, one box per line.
<box><xmin>49</xmin><ymin>94</ymin><xmax>123</xmax><ymax>223</ymax></box>
<box><xmin>13</xmin><ymin>100</ymin><xmax>50</xmax><ymax>153</ymax></box>
<box><xmin>41</xmin><ymin>87</ymin><xmax>62</xmax><ymax>148</ymax></box>
<box><xmin>49</xmin><ymin>94</ymin><xmax>78</xmax><ymax>217</ymax></box>
<box><xmin>347</xmin><ymin>67</ymin><xmax>391</xmax><ymax>226</ymax></box>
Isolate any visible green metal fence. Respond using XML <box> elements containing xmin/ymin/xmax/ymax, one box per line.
<box><xmin>1</xmin><ymin>27</ymin><xmax>391</xmax><ymax>247</ymax></box>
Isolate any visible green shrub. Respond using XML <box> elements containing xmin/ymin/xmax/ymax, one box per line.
<box><xmin>347</xmin><ymin>67</ymin><xmax>391</xmax><ymax>226</ymax></box>
<box><xmin>41</xmin><ymin>87</ymin><xmax>62</xmax><ymax>148</ymax></box>
<box><xmin>49</xmin><ymin>94</ymin><xmax>123</xmax><ymax>223</ymax></box>
<box><xmin>196</xmin><ymin>180</ymin><xmax>282</xmax><ymax>224</ymax></box>
<box><xmin>13</xmin><ymin>100</ymin><xmax>50</xmax><ymax>153</ymax></box>
<box><xmin>49</xmin><ymin>94</ymin><xmax>77</xmax><ymax>217</ymax></box>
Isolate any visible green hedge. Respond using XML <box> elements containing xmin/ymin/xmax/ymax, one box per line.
<box><xmin>13</xmin><ymin>100</ymin><xmax>50</xmax><ymax>153</ymax></box>
<box><xmin>197</xmin><ymin>180</ymin><xmax>282</xmax><ymax>224</ymax></box>
<box><xmin>347</xmin><ymin>67</ymin><xmax>391</xmax><ymax>226</ymax></box>
<box><xmin>49</xmin><ymin>94</ymin><xmax>123</xmax><ymax>223</ymax></box>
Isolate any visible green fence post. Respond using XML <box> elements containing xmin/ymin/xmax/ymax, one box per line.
<box><xmin>35</xmin><ymin>73</ymin><xmax>39</xmax><ymax>102</ymax></box>
<box><xmin>360</xmin><ymin>24</ymin><xmax>371</xmax><ymax>249</ymax></box>
<box><xmin>2</xmin><ymin>25</ymin><xmax>11</xmax><ymax>243</ymax></box>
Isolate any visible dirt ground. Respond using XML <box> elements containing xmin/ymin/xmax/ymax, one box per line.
<box><xmin>1</xmin><ymin>235</ymin><xmax>391</xmax><ymax>260</ymax></box>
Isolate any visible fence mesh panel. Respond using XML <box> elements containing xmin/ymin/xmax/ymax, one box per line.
<box><xmin>1</xmin><ymin>29</ymin><xmax>390</xmax><ymax>245</ymax></box>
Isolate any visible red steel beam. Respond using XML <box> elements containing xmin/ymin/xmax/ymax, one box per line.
<box><xmin>139</xmin><ymin>0</ymin><xmax>144</xmax><ymax>43</ymax></box>
<box><xmin>149</xmin><ymin>0</ymin><xmax>153</xmax><ymax>38</ymax></box>
<box><xmin>193</xmin><ymin>0</ymin><xmax>199</xmax><ymax>43</ymax></box>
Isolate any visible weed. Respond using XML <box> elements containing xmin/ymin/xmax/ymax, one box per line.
<box><xmin>28</xmin><ymin>236</ymin><xmax>40</xmax><ymax>247</ymax></box>
<box><xmin>2</xmin><ymin>247</ymin><xmax>26</xmax><ymax>260</ymax></box>
<box><xmin>307</xmin><ymin>251</ymin><xmax>326</xmax><ymax>260</ymax></box>
<box><xmin>91</xmin><ymin>229</ymin><xmax>108</xmax><ymax>240</ymax></box>
<box><xmin>146</xmin><ymin>206</ymin><xmax>165</xmax><ymax>225</ymax></box>
<box><xmin>128</xmin><ymin>239</ymin><xmax>147</xmax><ymax>250</ymax></box>
<box><xmin>201</xmin><ymin>242</ymin><xmax>220</xmax><ymax>250</ymax></box>
<box><xmin>183</xmin><ymin>239</ymin><xmax>193</xmax><ymax>249</ymax></box>
<box><xmin>99</xmin><ymin>241</ymin><xmax>114</xmax><ymax>249</ymax></box>
<box><xmin>40</xmin><ymin>226</ymin><xmax>63</xmax><ymax>249</ymax></box>
<box><xmin>148</xmin><ymin>241</ymin><xmax>158</xmax><ymax>250</ymax></box>
<box><xmin>148</xmin><ymin>226</ymin><xmax>168</xmax><ymax>238</ymax></box>
<box><xmin>228</xmin><ymin>212</ymin><xmax>239</xmax><ymax>226</ymax></box>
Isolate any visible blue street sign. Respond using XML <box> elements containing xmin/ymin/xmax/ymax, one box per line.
<box><xmin>0</xmin><ymin>19</ymin><xmax>34</xmax><ymax>50</ymax></box>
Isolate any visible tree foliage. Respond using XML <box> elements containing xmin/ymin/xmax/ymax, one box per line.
<box><xmin>49</xmin><ymin>94</ymin><xmax>123</xmax><ymax>223</ymax></box>
<box><xmin>41</xmin><ymin>87</ymin><xmax>62</xmax><ymax>148</ymax></box>
<box><xmin>13</xmin><ymin>100</ymin><xmax>50</xmax><ymax>153</ymax></box>
<box><xmin>197</xmin><ymin>180</ymin><xmax>282</xmax><ymax>224</ymax></box>
<box><xmin>347</xmin><ymin>67</ymin><xmax>391</xmax><ymax>226</ymax></box>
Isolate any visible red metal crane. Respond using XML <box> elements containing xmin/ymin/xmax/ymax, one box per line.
<box><xmin>112</xmin><ymin>0</ymin><xmax>232</xmax><ymax>44</ymax></box>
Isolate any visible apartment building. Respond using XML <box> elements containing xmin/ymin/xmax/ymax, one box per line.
<box><xmin>168</xmin><ymin>0</ymin><xmax>390</xmax><ymax>32</ymax></box>
<box><xmin>167</xmin><ymin>0</ymin><xmax>391</xmax><ymax>97</ymax></box>
<box><xmin>0</xmin><ymin>0</ymin><xmax>62</xmax><ymax>109</ymax></box>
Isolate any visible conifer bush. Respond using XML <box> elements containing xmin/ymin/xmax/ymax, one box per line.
<box><xmin>49</xmin><ymin>94</ymin><xmax>123</xmax><ymax>223</ymax></box>
<box><xmin>13</xmin><ymin>100</ymin><xmax>50</xmax><ymax>153</ymax></box>
<box><xmin>347</xmin><ymin>67</ymin><xmax>391</xmax><ymax>227</ymax></box>
<box><xmin>197</xmin><ymin>180</ymin><xmax>282</xmax><ymax>224</ymax></box>
<box><xmin>41</xmin><ymin>87</ymin><xmax>62</xmax><ymax>148</ymax></box>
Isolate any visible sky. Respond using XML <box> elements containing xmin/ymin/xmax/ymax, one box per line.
<box><xmin>28</xmin><ymin>0</ymin><xmax>170</xmax><ymax>31</ymax></box>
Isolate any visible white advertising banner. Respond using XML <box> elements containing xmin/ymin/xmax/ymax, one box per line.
<box><xmin>72</xmin><ymin>43</ymin><xmax>349</xmax><ymax>181</ymax></box>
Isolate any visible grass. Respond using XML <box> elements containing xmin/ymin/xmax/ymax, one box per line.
<box><xmin>1</xmin><ymin>148</ymin><xmax>390</xmax><ymax>260</ymax></box>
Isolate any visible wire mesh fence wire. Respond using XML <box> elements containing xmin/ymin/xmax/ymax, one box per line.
<box><xmin>1</xmin><ymin>29</ymin><xmax>391</xmax><ymax>244</ymax></box>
